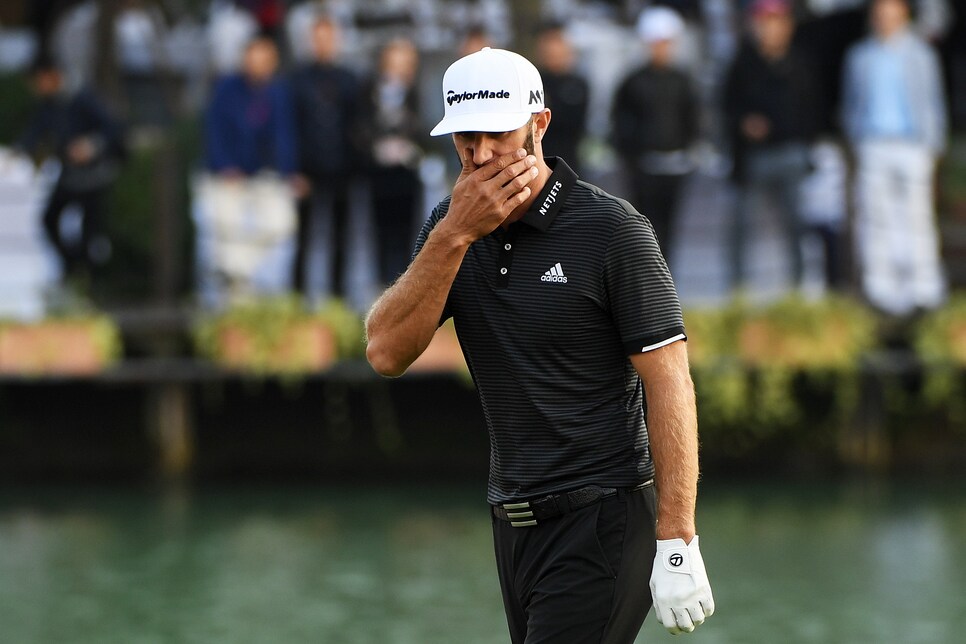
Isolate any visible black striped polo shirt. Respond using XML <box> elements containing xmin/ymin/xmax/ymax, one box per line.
<box><xmin>413</xmin><ymin>157</ymin><xmax>686</xmax><ymax>504</ymax></box>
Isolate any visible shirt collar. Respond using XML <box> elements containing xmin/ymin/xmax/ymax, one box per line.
<box><xmin>519</xmin><ymin>156</ymin><xmax>578</xmax><ymax>232</ymax></box>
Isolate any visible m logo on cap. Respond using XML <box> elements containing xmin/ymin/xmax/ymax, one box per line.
<box><xmin>529</xmin><ymin>89</ymin><xmax>543</xmax><ymax>105</ymax></box>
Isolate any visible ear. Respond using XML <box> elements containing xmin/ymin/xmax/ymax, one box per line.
<box><xmin>532</xmin><ymin>108</ymin><xmax>551</xmax><ymax>142</ymax></box>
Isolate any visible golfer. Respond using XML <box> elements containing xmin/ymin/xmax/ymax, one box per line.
<box><xmin>365</xmin><ymin>47</ymin><xmax>714</xmax><ymax>642</ymax></box>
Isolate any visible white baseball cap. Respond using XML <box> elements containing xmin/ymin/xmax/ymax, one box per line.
<box><xmin>430</xmin><ymin>47</ymin><xmax>545</xmax><ymax>136</ymax></box>
<box><xmin>636</xmin><ymin>6</ymin><xmax>685</xmax><ymax>44</ymax></box>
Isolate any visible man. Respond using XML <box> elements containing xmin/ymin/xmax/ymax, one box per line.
<box><xmin>612</xmin><ymin>5</ymin><xmax>698</xmax><ymax>263</ymax></box>
<box><xmin>16</xmin><ymin>56</ymin><xmax>125</xmax><ymax>286</ymax></box>
<box><xmin>365</xmin><ymin>47</ymin><xmax>713</xmax><ymax>642</ymax></box>
<box><xmin>203</xmin><ymin>35</ymin><xmax>298</xmax><ymax>300</ymax></box>
<box><xmin>841</xmin><ymin>0</ymin><xmax>948</xmax><ymax>316</ymax></box>
<box><xmin>291</xmin><ymin>16</ymin><xmax>359</xmax><ymax>297</ymax></box>
<box><xmin>535</xmin><ymin>22</ymin><xmax>589</xmax><ymax>174</ymax></box>
<box><xmin>723</xmin><ymin>0</ymin><xmax>819</xmax><ymax>292</ymax></box>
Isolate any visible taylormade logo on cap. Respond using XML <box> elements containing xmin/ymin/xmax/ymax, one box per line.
<box><xmin>430</xmin><ymin>47</ymin><xmax>545</xmax><ymax>136</ymax></box>
<box><xmin>446</xmin><ymin>89</ymin><xmax>511</xmax><ymax>106</ymax></box>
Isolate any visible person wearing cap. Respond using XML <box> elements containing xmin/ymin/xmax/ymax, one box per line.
<box><xmin>841</xmin><ymin>0</ymin><xmax>948</xmax><ymax>316</ymax></box>
<box><xmin>365</xmin><ymin>47</ymin><xmax>714</xmax><ymax>641</ymax></box>
<box><xmin>611</xmin><ymin>5</ymin><xmax>698</xmax><ymax>265</ymax></box>
<box><xmin>723</xmin><ymin>0</ymin><xmax>819</xmax><ymax>292</ymax></box>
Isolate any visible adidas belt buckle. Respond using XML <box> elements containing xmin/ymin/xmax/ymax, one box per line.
<box><xmin>503</xmin><ymin>501</ymin><xmax>537</xmax><ymax>527</ymax></box>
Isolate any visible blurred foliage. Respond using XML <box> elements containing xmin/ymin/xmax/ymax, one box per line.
<box><xmin>193</xmin><ymin>296</ymin><xmax>364</xmax><ymax>376</ymax></box>
<box><xmin>939</xmin><ymin>136</ymin><xmax>966</xmax><ymax>219</ymax></box>
<box><xmin>0</xmin><ymin>73</ymin><xmax>32</xmax><ymax>146</ymax></box>
<box><xmin>686</xmin><ymin>295</ymin><xmax>878</xmax><ymax>458</ymax></box>
<box><xmin>0</xmin><ymin>314</ymin><xmax>122</xmax><ymax>375</ymax></box>
<box><xmin>98</xmin><ymin>117</ymin><xmax>202</xmax><ymax>303</ymax></box>
<box><xmin>913</xmin><ymin>293</ymin><xmax>966</xmax><ymax>427</ymax></box>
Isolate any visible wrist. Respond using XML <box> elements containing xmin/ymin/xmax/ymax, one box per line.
<box><xmin>432</xmin><ymin>215</ymin><xmax>476</xmax><ymax>251</ymax></box>
<box><xmin>656</xmin><ymin>523</ymin><xmax>696</xmax><ymax>543</ymax></box>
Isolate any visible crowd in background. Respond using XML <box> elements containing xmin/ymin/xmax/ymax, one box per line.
<box><xmin>2</xmin><ymin>0</ymin><xmax>965</xmax><ymax>318</ymax></box>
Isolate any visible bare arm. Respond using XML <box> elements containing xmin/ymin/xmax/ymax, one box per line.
<box><xmin>630</xmin><ymin>340</ymin><xmax>698</xmax><ymax>542</ymax></box>
<box><xmin>365</xmin><ymin>147</ymin><xmax>538</xmax><ymax>376</ymax></box>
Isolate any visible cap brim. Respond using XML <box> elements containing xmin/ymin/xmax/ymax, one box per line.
<box><xmin>430</xmin><ymin>111</ymin><xmax>533</xmax><ymax>137</ymax></box>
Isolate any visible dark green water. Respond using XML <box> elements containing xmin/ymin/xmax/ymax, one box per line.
<box><xmin>1</xmin><ymin>479</ymin><xmax>964</xmax><ymax>643</ymax></box>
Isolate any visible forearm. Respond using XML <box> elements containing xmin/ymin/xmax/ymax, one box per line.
<box><xmin>365</xmin><ymin>221</ymin><xmax>471</xmax><ymax>376</ymax></box>
<box><xmin>649</xmin><ymin>381</ymin><xmax>699</xmax><ymax>541</ymax></box>
<box><xmin>634</xmin><ymin>343</ymin><xmax>699</xmax><ymax>541</ymax></box>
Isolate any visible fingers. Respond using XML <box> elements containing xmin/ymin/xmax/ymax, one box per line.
<box><xmin>701</xmin><ymin>595</ymin><xmax>715</xmax><ymax>618</ymax></box>
<box><xmin>499</xmin><ymin>163</ymin><xmax>538</xmax><ymax>200</ymax></box>
<box><xmin>502</xmin><ymin>185</ymin><xmax>531</xmax><ymax>213</ymax></box>
<box><xmin>476</xmin><ymin>148</ymin><xmax>528</xmax><ymax>181</ymax></box>
<box><xmin>658</xmin><ymin>605</ymin><xmax>680</xmax><ymax>635</ymax></box>
<box><xmin>673</xmin><ymin>608</ymin><xmax>695</xmax><ymax>634</ymax></box>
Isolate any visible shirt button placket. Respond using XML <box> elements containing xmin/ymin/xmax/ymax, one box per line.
<box><xmin>497</xmin><ymin>229</ymin><xmax>518</xmax><ymax>288</ymax></box>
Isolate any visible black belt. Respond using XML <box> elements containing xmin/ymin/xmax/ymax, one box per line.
<box><xmin>492</xmin><ymin>480</ymin><xmax>653</xmax><ymax>528</ymax></box>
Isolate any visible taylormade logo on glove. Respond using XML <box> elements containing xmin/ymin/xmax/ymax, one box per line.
<box><xmin>650</xmin><ymin>535</ymin><xmax>715</xmax><ymax>635</ymax></box>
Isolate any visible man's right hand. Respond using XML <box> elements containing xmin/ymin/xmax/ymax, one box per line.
<box><xmin>444</xmin><ymin>147</ymin><xmax>538</xmax><ymax>243</ymax></box>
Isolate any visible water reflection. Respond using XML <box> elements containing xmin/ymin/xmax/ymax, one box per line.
<box><xmin>0</xmin><ymin>480</ymin><xmax>963</xmax><ymax>643</ymax></box>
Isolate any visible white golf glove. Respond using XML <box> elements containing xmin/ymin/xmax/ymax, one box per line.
<box><xmin>649</xmin><ymin>535</ymin><xmax>715</xmax><ymax>635</ymax></box>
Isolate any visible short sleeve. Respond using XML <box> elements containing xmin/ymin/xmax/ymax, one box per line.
<box><xmin>603</xmin><ymin>210</ymin><xmax>686</xmax><ymax>355</ymax></box>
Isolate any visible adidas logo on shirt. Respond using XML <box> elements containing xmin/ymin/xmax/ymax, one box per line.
<box><xmin>541</xmin><ymin>263</ymin><xmax>568</xmax><ymax>283</ymax></box>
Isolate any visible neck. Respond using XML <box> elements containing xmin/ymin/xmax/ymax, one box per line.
<box><xmin>760</xmin><ymin>42</ymin><xmax>789</xmax><ymax>61</ymax></box>
<box><xmin>877</xmin><ymin>26</ymin><xmax>906</xmax><ymax>42</ymax></box>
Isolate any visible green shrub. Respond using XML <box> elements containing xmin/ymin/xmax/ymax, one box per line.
<box><xmin>686</xmin><ymin>295</ymin><xmax>878</xmax><ymax>455</ymax></box>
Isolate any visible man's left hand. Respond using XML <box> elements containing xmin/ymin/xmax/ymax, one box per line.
<box><xmin>650</xmin><ymin>535</ymin><xmax>715</xmax><ymax>635</ymax></box>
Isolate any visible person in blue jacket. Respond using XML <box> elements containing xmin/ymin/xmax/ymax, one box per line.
<box><xmin>205</xmin><ymin>34</ymin><xmax>298</xmax><ymax>181</ymax></box>
<box><xmin>203</xmin><ymin>34</ymin><xmax>301</xmax><ymax>299</ymax></box>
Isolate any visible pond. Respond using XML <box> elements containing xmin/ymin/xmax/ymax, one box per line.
<box><xmin>1</xmin><ymin>478</ymin><xmax>963</xmax><ymax>643</ymax></box>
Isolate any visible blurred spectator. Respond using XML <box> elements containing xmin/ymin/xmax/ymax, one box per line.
<box><xmin>27</xmin><ymin>0</ymin><xmax>85</xmax><ymax>59</ymax></box>
<box><xmin>723</xmin><ymin>0</ymin><xmax>819</xmax><ymax>292</ymax></box>
<box><xmin>15</xmin><ymin>56</ymin><xmax>124</xmax><ymax>286</ymax></box>
<box><xmin>236</xmin><ymin>0</ymin><xmax>286</xmax><ymax>41</ymax></box>
<box><xmin>458</xmin><ymin>24</ymin><xmax>492</xmax><ymax>58</ymax></box>
<box><xmin>358</xmin><ymin>38</ymin><xmax>424</xmax><ymax>286</ymax></box>
<box><xmin>535</xmin><ymin>22</ymin><xmax>589</xmax><ymax>174</ymax></box>
<box><xmin>290</xmin><ymin>16</ymin><xmax>360</xmax><ymax>298</ymax></box>
<box><xmin>202</xmin><ymin>35</ymin><xmax>299</xmax><ymax>299</ymax></box>
<box><xmin>49</xmin><ymin>0</ymin><xmax>97</xmax><ymax>92</ymax></box>
<box><xmin>611</xmin><ymin>6</ymin><xmax>697</xmax><ymax>261</ymax></box>
<box><xmin>207</xmin><ymin>0</ymin><xmax>258</xmax><ymax>75</ymax></box>
<box><xmin>114</xmin><ymin>0</ymin><xmax>171</xmax><ymax>129</ymax></box>
<box><xmin>799</xmin><ymin>139</ymin><xmax>847</xmax><ymax>290</ymax></box>
<box><xmin>841</xmin><ymin>0</ymin><xmax>948</xmax><ymax>316</ymax></box>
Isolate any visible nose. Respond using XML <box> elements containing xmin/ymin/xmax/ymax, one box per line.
<box><xmin>468</xmin><ymin>134</ymin><xmax>496</xmax><ymax>166</ymax></box>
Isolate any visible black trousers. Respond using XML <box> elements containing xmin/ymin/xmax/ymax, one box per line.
<box><xmin>42</xmin><ymin>181</ymin><xmax>106</xmax><ymax>277</ymax></box>
<box><xmin>492</xmin><ymin>485</ymin><xmax>657</xmax><ymax>644</ymax></box>
<box><xmin>370</xmin><ymin>165</ymin><xmax>420</xmax><ymax>286</ymax></box>
<box><xmin>293</xmin><ymin>175</ymin><xmax>351</xmax><ymax>297</ymax></box>
<box><xmin>630</xmin><ymin>172</ymin><xmax>687</xmax><ymax>264</ymax></box>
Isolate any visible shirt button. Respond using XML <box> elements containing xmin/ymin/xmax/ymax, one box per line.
<box><xmin>504</xmin><ymin>243</ymin><xmax>512</xmax><ymax>251</ymax></box>
<box><xmin>500</xmin><ymin>267</ymin><xmax>508</xmax><ymax>275</ymax></box>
